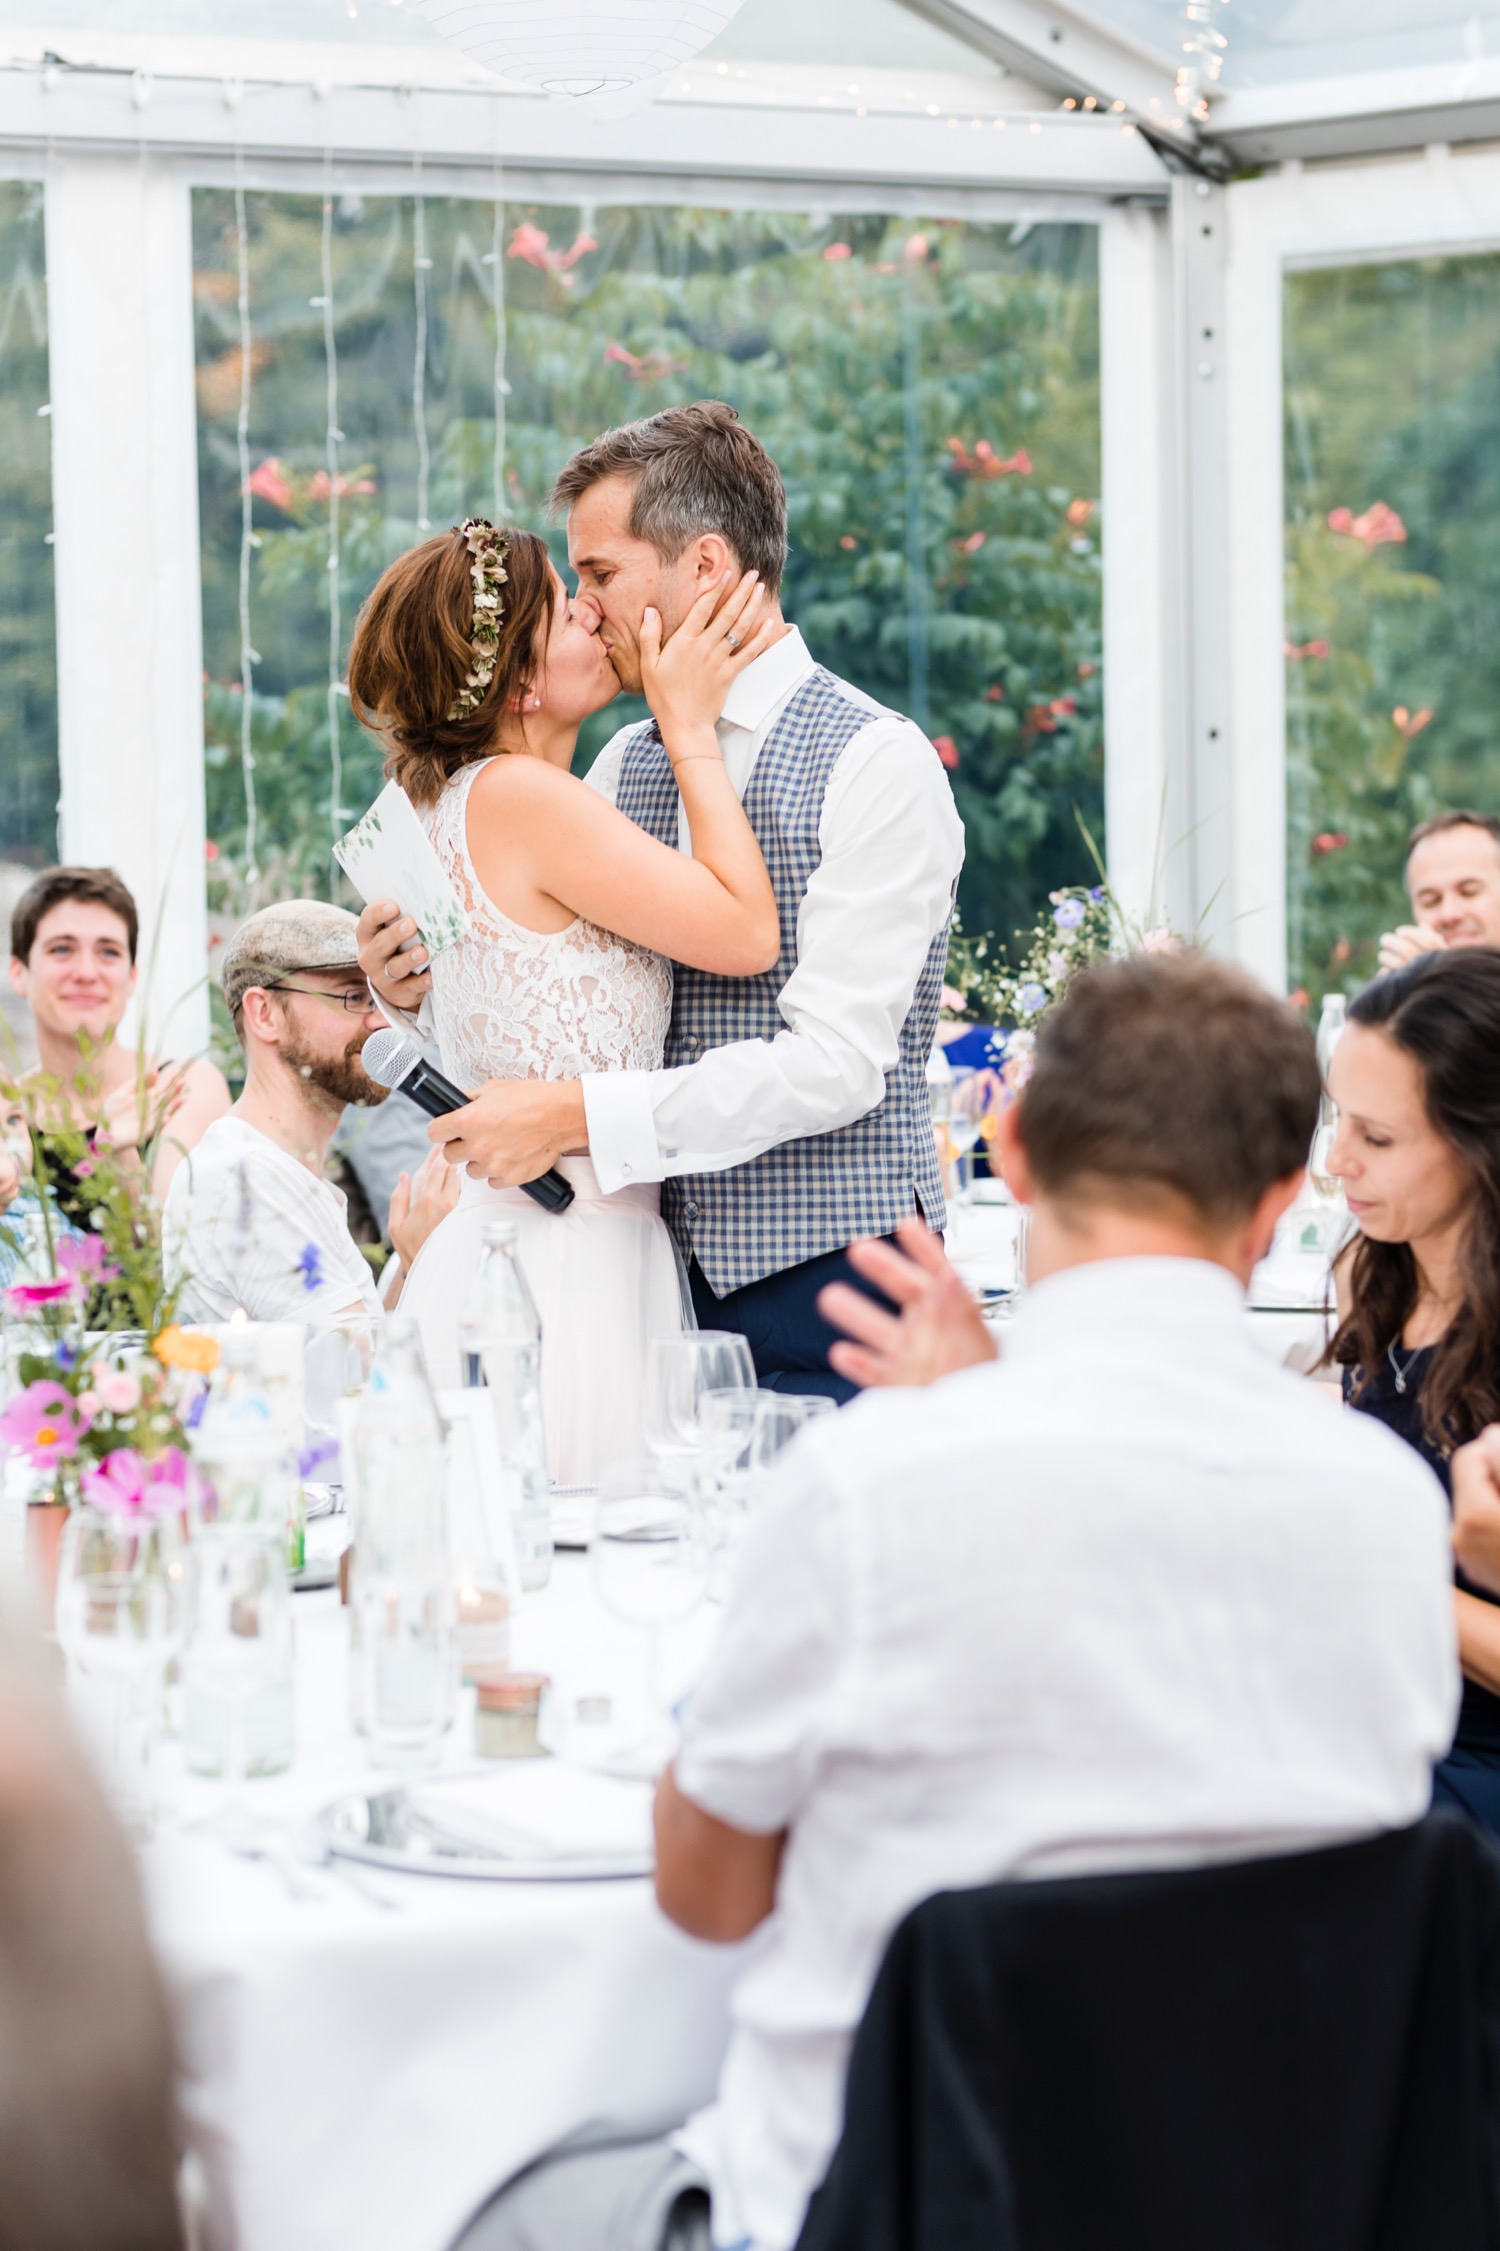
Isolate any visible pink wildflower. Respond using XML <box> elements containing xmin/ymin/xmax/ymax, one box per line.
<box><xmin>5</xmin><ymin>1278</ymin><xmax>75</xmax><ymax>1312</ymax></box>
<box><xmin>94</xmin><ymin>1369</ymin><xmax>141</xmax><ymax>1416</ymax></box>
<box><xmin>0</xmin><ymin>1381</ymin><xmax>89</xmax><ymax>1465</ymax></box>
<box><xmin>81</xmin><ymin>1447</ymin><xmax>190</xmax><ymax>1518</ymax></box>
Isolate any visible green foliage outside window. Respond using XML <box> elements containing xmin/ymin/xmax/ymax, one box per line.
<box><xmin>193</xmin><ymin>192</ymin><xmax>1102</xmax><ymax>964</ymax></box>
<box><xmin>1286</xmin><ymin>253</ymin><xmax>1500</xmax><ymax>1001</ymax></box>
<box><xmin>0</xmin><ymin>180</ymin><xmax>57</xmax><ymax>870</ymax></box>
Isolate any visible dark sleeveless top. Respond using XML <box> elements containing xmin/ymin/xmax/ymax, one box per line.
<box><xmin>1347</xmin><ymin>1348</ymin><xmax>1500</xmax><ymax>1754</ymax></box>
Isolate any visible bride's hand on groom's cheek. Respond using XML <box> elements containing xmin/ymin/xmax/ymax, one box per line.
<box><xmin>431</xmin><ymin>1079</ymin><xmax>588</xmax><ymax>1186</ymax></box>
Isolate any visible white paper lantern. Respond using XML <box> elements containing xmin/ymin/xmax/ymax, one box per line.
<box><xmin>425</xmin><ymin>0</ymin><xmax>749</xmax><ymax>120</ymax></box>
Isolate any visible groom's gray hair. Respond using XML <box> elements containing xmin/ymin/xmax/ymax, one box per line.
<box><xmin>552</xmin><ymin>400</ymin><xmax>788</xmax><ymax>593</ymax></box>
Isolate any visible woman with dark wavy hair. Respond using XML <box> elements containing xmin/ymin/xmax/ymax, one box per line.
<box><xmin>1328</xmin><ymin>946</ymin><xmax>1500</xmax><ymax>1830</ymax></box>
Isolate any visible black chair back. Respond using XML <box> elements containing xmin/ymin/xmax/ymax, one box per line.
<box><xmin>796</xmin><ymin>1812</ymin><xmax>1500</xmax><ymax>2251</ymax></box>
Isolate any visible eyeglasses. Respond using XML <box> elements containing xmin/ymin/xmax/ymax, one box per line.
<box><xmin>264</xmin><ymin>981</ymin><xmax>376</xmax><ymax>1015</ymax></box>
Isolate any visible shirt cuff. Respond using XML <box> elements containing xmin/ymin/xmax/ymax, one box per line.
<box><xmin>581</xmin><ymin>1071</ymin><xmax>665</xmax><ymax>1193</ymax></box>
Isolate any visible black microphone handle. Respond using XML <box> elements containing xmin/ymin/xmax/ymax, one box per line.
<box><xmin>399</xmin><ymin>1055</ymin><xmax>575</xmax><ymax>1215</ymax></box>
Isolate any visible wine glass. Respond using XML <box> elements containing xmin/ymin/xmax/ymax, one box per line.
<box><xmin>748</xmin><ymin>1393</ymin><xmax>836</xmax><ymax>1490</ymax></box>
<box><xmin>945</xmin><ymin>1069</ymin><xmax>986</xmax><ymax>1204</ymax></box>
<box><xmin>587</xmin><ymin>1460</ymin><xmax>710</xmax><ymax>1776</ymax></box>
<box><xmin>181</xmin><ymin>1524</ymin><xmax>293</xmax><ymax>1833</ymax></box>
<box><xmin>56</xmin><ymin>1511</ymin><xmax>179</xmax><ymax>1838</ymax></box>
<box><xmin>642</xmin><ymin>1332</ymin><xmax>756</xmax><ymax>1477</ymax></box>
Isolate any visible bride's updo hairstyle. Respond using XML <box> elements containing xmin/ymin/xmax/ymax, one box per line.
<box><xmin>347</xmin><ymin>523</ymin><xmax>554</xmax><ymax>807</ymax></box>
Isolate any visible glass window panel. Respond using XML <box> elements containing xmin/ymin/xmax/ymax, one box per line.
<box><xmin>1076</xmin><ymin>0</ymin><xmax>1500</xmax><ymax>86</ymax></box>
<box><xmin>1284</xmin><ymin>250</ymin><xmax>1500</xmax><ymax>1001</ymax></box>
<box><xmin>0</xmin><ymin>175</ymin><xmax>58</xmax><ymax>1053</ymax></box>
<box><xmin>193</xmin><ymin>192</ymin><xmax>1099</xmax><ymax>960</ymax></box>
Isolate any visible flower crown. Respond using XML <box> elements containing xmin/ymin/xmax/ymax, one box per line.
<box><xmin>448</xmin><ymin>517</ymin><xmax>510</xmax><ymax>722</ymax></box>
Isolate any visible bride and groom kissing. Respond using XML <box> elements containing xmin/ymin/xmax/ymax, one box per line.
<box><xmin>350</xmin><ymin>398</ymin><xmax>964</xmax><ymax>1481</ymax></box>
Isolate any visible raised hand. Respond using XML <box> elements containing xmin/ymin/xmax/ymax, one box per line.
<box><xmin>387</xmin><ymin>1144</ymin><xmax>460</xmax><ymax>1270</ymax></box>
<box><xmin>1377</xmin><ymin>922</ymin><xmax>1446</xmax><ymax>974</ymax></box>
<box><xmin>818</xmin><ymin>1215</ymin><xmax>998</xmax><ymax>1390</ymax></box>
<box><xmin>639</xmin><ymin>569</ymin><xmax>780</xmax><ymax>756</ymax></box>
<box><xmin>1452</xmin><ymin>1425</ymin><xmax>1500</xmax><ymax>1595</ymax></box>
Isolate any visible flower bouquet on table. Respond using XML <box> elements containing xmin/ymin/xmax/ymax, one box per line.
<box><xmin>0</xmin><ymin>1116</ymin><xmax>216</xmax><ymax>1615</ymax></box>
<box><xmin>941</xmin><ymin>872</ymin><xmax>1182</xmax><ymax>1213</ymax></box>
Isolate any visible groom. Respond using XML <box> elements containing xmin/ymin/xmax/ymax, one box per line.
<box><xmin>358</xmin><ymin>401</ymin><xmax>964</xmax><ymax>1399</ymax></box>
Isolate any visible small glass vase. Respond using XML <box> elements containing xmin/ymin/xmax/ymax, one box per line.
<box><xmin>53</xmin><ymin>1502</ymin><xmax>185</xmax><ymax>1836</ymax></box>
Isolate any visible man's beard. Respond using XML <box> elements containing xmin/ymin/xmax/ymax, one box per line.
<box><xmin>283</xmin><ymin>1025</ymin><xmax>389</xmax><ymax>1109</ymax></box>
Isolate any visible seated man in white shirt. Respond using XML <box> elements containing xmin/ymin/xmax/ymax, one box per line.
<box><xmin>453</xmin><ymin>951</ymin><xmax>1459</xmax><ymax>2251</ymax></box>
<box><xmin>166</xmin><ymin>901</ymin><xmax>454</xmax><ymax>1330</ymax></box>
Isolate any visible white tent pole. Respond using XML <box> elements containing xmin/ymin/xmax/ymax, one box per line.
<box><xmin>1099</xmin><ymin>198</ymin><xmax>1188</xmax><ymax>938</ymax></box>
<box><xmin>45</xmin><ymin>147</ymin><xmax>209</xmax><ymax>1056</ymax></box>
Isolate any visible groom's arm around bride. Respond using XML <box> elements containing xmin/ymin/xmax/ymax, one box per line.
<box><xmin>365</xmin><ymin>402</ymin><xmax>964</xmax><ymax>1399</ymax></box>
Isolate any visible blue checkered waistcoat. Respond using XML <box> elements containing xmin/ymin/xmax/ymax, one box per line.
<box><xmin>615</xmin><ymin>665</ymin><xmax>950</xmax><ymax>1296</ymax></box>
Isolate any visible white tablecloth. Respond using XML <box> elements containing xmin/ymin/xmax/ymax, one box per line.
<box><xmin>143</xmin><ymin>1562</ymin><xmax>750</xmax><ymax>2251</ymax></box>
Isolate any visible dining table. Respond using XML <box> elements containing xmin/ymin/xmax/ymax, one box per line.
<box><xmin>141</xmin><ymin>1545</ymin><xmax>753</xmax><ymax>2251</ymax></box>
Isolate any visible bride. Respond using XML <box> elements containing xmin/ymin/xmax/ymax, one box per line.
<box><xmin>345</xmin><ymin>517</ymin><xmax>778</xmax><ymax>1482</ymax></box>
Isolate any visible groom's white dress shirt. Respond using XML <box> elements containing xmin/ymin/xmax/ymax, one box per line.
<box><xmin>580</xmin><ymin>628</ymin><xmax>964</xmax><ymax>1194</ymax></box>
<box><xmin>672</xmin><ymin>1257</ymin><xmax>1459</xmax><ymax>2251</ymax></box>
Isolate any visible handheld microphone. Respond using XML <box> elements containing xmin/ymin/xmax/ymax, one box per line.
<box><xmin>360</xmin><ymin>1029</ymin><xmax>575</xmax><ymax>1215</ymax></box>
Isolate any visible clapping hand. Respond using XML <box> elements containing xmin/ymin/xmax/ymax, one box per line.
<box><xmin>95</xmin><ymin>1064</ymin><xmax>186</xmax><ymax>1161</ymax></box>
<box><xmin>639</xmin><ymin>570</ymin><xmax>779</xmax><ymax>754</ymax></box>
<box><xmin>1377</xmin><ymin>923</ymin><xmax>1446</xmax><ymax>974</ymax></box>
<box><xmin>818</xmin><ymin>1215</ymin><xmax>998</xmax><ymax>1391</ymax></box>
<box><xmin>387</xmin><ymin>1145</ymin><xmax>460</xmax><ymax>1271</ymax></box>
<box><xmin>1452</xmin><ymin>1426</ymin><xmax>1500</xmax><ymax>1594</ymax></box>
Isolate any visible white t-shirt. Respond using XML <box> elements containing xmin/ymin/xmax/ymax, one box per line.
<box><xmin>164</xmin><ymin>1116</ymin><xmax>381</xmax><ymax>1331</ymax></box>
<box><xmin>674</xmin><ymin>1256</ymin><xmax>1459</xmax><ymax>2251</ymax></box>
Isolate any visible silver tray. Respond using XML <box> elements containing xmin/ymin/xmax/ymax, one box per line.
<box><xmin>320</xmin><ymin>1781</ymin><xmax>652</xmax><ymax>1883</ymax></box>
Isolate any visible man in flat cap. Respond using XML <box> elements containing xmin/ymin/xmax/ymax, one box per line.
<box><xmin>164</xmin><ymin>900</ymin><xmax>454</xmax><ymax>1329</ymax></box>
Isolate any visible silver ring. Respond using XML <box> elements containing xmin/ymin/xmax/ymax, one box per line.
<box><xmin>725</xmin><ymin>631</ymin><xmax>741</xmax><ymax>651</ymax></box>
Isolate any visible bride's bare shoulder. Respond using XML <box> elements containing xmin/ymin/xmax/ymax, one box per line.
<box><xmin>469</xmin><ymin>754</ymin><xmax>585</xmax><ymax>813</ymax></box>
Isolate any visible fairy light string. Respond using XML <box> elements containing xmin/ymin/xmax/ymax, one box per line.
<box><xmin>490</xmin><ymin>102</ymin><xmax>508</xmax><ymax>521</ymax></box>
<box><xmin>232</xmin><ymin>147</ymin><xmax>259</xmax><ymax>892</ymax></box>
<box><xmin>320</xmin><ymin>153</ymin><xmax>343</xmax><ymax>870</ymax></box>
<box><xmin>411</xmin><ymin>144</ymin><xmax>431</xmax><ymax>534</ymax></box>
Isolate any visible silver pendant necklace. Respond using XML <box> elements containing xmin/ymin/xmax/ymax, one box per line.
<box><xmin>1387</xmin><ymin>1339</ymin><xmax>1423</xmax><ymax>1396</ymax></box>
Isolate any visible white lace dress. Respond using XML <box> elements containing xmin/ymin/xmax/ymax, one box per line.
<box><xmin>397</xmin><ymin>759</ymin><xmax>682</xmax><ymax>1485</ymax></box>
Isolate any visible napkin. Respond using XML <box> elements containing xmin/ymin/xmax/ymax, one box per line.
<box><xmin>406</xmin><ymin>1765</ymin><xmax>654</xmax><ymax>1865</ymax></box>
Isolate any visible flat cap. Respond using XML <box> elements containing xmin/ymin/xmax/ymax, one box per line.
<box><xmin>221</xmin><ymin>899</ymin><xmax>363</xmax><ymax>1020</ymax></box>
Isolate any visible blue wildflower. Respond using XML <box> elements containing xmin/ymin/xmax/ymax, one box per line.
<box><xmin>1017</xmin><ymin>982</ymin><xmax>1048</xmax><ymax>1017</ymax></box>
<box><xmin>1053</xmin><ymin>898</ymin><xmax>1086</xmax><ymax>931</ymax></box>
<box><xmin>1089</xmin><ymin>885</ymin><xmax>1105</xmax><ymax>902</ymax></box>
<box><xmin>296</xmin><ymin>1242</ymin><xmax>325</xmax><ymax>1292</ymax></box>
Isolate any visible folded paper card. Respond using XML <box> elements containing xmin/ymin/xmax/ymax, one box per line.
<box><xmin>334</xmin><ymin>781</ymin><xmax>470</xmax><ymax>960</ymax></box>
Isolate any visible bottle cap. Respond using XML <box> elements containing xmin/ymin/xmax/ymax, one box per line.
<box><xmin>474</xmin><ymin>1669</ymin><xmax>548</xmax><ymax>1713</ymax></box>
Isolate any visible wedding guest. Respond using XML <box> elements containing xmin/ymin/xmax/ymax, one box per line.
<box><xmin>1377</xmin><ymin>809</ymin><xmax>1500</xmax><ymax>972</ymax></box>
<box><xmin>165</xmin><ymin>901</ymin><xmax>455</xmax><ymax>1329</ymax></box>
<box><xmin>0</xmin><ymin>1630</ymin><xmax>182</xmax><ymax>2250</ymax></box>
<box><xmin>453</xmin><ymin>953</ymin><xmax>1457</xmax><ymax>2251</ymax></box>
<box><xmin>6</xmin><ymin>864</ymin><xmax>231</xmax><ymax>1207</ymax></box>
<box><xmin>1325</xmin><ymin>947</ymin><xmax>1500</xmax><ymax>1832</ymax></box>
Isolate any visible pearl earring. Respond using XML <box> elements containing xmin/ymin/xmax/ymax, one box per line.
<box><xmin>528</xmin><ymin>695</ymin><xmax>542</xmax><ymax>711</ymax></box>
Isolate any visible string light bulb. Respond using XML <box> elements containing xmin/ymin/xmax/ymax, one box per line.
<box><xmin>424</xmin><ymin>0</ymin><xmax>750</xmax><ymax>120</ymax></box>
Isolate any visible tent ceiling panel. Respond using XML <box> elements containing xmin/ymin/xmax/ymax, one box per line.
<box><xmin>1</xmin><ymin>0</ymin><xmax>992</xmax><ymax>69</ymax></box>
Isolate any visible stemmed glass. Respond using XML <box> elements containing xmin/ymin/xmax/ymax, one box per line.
<box><xmin>643</xmin><ymin>1332</ymin><xmax>756</xmax><ymax>1482</ymax></box>
<box><xmin>747</xmin><ymin>1393</ymin><xmax>837</xmax><ymax>1491</ymax></box>
<box><xmin>587</xmin><ymin>1459</ymin><xmax>710</xmax><ymax>1777</ymax></box>
<box><xmin>180</xmin><ymin>1525</ymin><xmax>292</xmax><ymax>1832</ymax></box>
<box><xmin>944</xmin><ymin>1068</ymin><xmax>986</xmax><ymax>1205</ymax></box>
<box><xmin>55</xmin><ymin>1511</ymin><xmax>180</xmax><ymax>1838</ymax></box>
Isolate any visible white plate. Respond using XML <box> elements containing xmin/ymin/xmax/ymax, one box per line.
<box><xmin>320</xmin><ymin>1771</ymin><xmax>652</xmax><ymax>1883</ymax></box>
